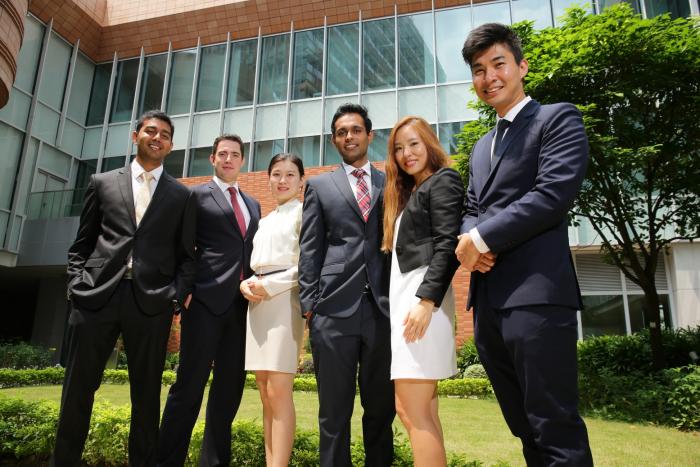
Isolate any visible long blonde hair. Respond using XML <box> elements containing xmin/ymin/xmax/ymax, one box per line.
<box><xmin>382</xmin><ymin>116</ymin><xmax>451</xmax><ymax>252</ymax></box>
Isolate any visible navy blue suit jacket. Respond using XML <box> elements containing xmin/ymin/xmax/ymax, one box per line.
<box><xmin>461</xmin><ymin>99</ymin><xmax>586</xmax><ymax>311</ymax></box>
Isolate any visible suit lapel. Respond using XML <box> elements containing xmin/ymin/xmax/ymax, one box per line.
<box><xmin>331</xmin><ymin>166</ymin><xmax>364</xmax><ymax>220</ymax></box>
<box><xmin>474</xmin><ymin>131</ymin><xmax>494</xmax><ymax>199</ymax></box>
<box><xmin>239</xmin><ymin>189</ymin><xmax>259</xmax><ymax>239</ymax></box>
<box><xmin>369</xmin><ymin>165</ymin><xmax>384</xmax><ymax>213</ymax></box>
<box><xmin>117</xmin><ymin>166</ymin><xmax>136</xmax><ymax>228</ymax></box>
<box><xmin>208</xmin><ymin>180</ymin><xmax>241</xmax><ymax>236</ymax></box>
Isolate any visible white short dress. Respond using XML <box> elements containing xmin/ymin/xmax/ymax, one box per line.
<box><xmin>389</xmin><ymin>213</ymin><xmax>458</xmax><ymax>380</ymax></box>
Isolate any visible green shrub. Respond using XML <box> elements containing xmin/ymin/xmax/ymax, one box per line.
<box><xmin>0</xmin><ymin>398</ymin><xmax>57</xmax><ymax>461</ymax></box>
<box><xmin>438</xmin><ymin>378</ymin><xmax>493</xmax><ymax>398</ymax></box>
<box><xmin>164</xmin><ymin>352</ymin><xmax>180</xmax><ymax>371</ymax></box>
<box><xmin>463</xmin><ymin>364</ymin><xmax>488</xmax><ymax>380</ymax></box>
<box><xmin>0</xmin><ymin>367</ymin><xmax>65</xmax><ymax>388</ymax></box>
<box><xmin>456</xmin><ymin>338</ymin><xmax>480</xmax><ymax>375</ymax></box>
<box><xmin>297</xmin><ymin>355</ymin><xmax>314</xmax><ymax>375</ymax></box>
<box><xmin>665</xmin><ymin>366</ymin><xmax>700</xmax><ymax>431</ymax></box>
<box><xmin>0</xmin><ymin>342</ymin><xmax>54</xmax><ymax>369</ymax></box>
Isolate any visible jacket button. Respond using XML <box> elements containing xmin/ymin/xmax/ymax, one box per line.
<box><xmin>479</xmin><ymin>207</ymin><xmax>486</xmax><ymax>214</ymax></box>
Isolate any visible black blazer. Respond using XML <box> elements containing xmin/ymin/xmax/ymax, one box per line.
<box><xmin>190</xmin><ymin>180</ymin><xmax>260</xmax><ymax>315</ymax></box>
<box><xmin>461</xmin><ymin>99</ymin><xmax>587</xmax><ymax>310</ymax></box>
<box><xmin>67</xmin><ymin>166</ymin><xmax>196</xmax><ymax>315</ymax></box>
<box><xmin>394</xmin><ymin>167</ymin><xmax>464</xmax><ymax>307</ymax></box>
<box><xmin>299</xmin><ymin>165</ymin><xmax>389</xmax><ymax>318</ymax></box>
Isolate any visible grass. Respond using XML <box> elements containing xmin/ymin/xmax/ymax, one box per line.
<box><xmin>2</xmin><ymin>384</ymin><xmax>700</xmax><ymax>466</ymax></box>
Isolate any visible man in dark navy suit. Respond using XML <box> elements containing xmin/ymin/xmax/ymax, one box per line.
<box><xmin>157</xmin><ymin>134</ymin><xmax>260</xmax><ymax>467</ymax></box>
<box><xmin>455</xmin><ymin>24</ymin><xmax>593</xmax><ymax>466</ymax></box>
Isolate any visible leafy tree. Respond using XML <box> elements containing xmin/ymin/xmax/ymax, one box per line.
<box><xmin>455</xmin><ymin>5</ymin><xmax>700</xmax><ymax>370</ymax></box>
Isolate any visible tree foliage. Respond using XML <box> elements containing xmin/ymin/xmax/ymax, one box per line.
<box><xmin>455</xmin><ymin>5</ymin><xmax>700</xmax><ymax>369</ymax></box>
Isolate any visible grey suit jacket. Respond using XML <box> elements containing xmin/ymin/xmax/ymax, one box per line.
<box><xmin>299</xmin><ymin>165</ymin><xmax>389</xmax><ymax>318</ymax></box>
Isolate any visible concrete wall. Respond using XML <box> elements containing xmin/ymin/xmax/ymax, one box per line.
<box><xmin>668</xmin><ymin>242</ymin><xmax>700</xmax><ymax>329</ymax></box>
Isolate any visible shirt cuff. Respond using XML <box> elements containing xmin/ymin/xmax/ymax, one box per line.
<box><xmin>469</xmin><ymin>227</ymin><xmax>490</xmax><ymax>254</ymax></box>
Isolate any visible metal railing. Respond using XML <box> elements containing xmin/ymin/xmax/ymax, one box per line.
<box><xmin>27</xmin><ymin>188</ymin><xmax>87</xmax><ymax>220</ymax></box>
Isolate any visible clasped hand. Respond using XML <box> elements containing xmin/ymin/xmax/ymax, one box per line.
<box><xmin>455</xmin><ymin>234</ymin><xmax>497</xmax><ymax>273</ymax></box>
<box><xmin>240</xmin><ymin>278</ymin><xmax>270</xmax><ymax>303</ymax></box>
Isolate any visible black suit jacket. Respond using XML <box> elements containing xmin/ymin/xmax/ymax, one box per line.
<box><xmin>190</xmin><ymin>180</ymin><xmax>260</xmax><ymax>315</ymax></box>
<box><xmin>461</xmin><ymin>99</ymin><xmax>587</xmax><ymax>310</ymax></box>
<box><xmin>394</xmin><ymin>167</ymin><xmax>464</xmax><ymax>307</ymax></box>
<box><xmin>67</xmin><ymin>166</ymin><xmax>196</xmax><ymax>315</ymax></box>
<box><xmin>299</xmin><ymin>165</ymin><xmax>389</xmax><ymax>318</ymax></box>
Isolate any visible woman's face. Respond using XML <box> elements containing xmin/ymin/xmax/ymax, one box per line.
<box><xmin>393</xmin><ymin>124</ymin><xmax>432</xmax><ymax>185</ymax></box>
<box><xmin>269</xmin><ymin>159</ymin><xmax>303</xmax><ymax>205</ymax></box>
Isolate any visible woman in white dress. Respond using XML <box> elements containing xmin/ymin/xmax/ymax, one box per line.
<box><xmin>382</xmin><ymin>116</ymin><xmax>464</xmax><ymax>466</ymax></box>
<box><xmin>239</xmin><ymin>153</ymin><xmax>306</xmax><ymax>467</ymax></box>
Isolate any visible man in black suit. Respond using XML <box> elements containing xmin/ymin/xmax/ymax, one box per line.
<box><xmin>52</xmin><ymin>110</ymin><xmax>196</xmax><ymax>467</ymax></box>
<box><xmin>157</xmin><ymin>134</ymin><xmax>260</xmax><ymax>467</ymax></box>
<box><xmin>299</xmin><ymin>103</ymin><xmax>395</xmax><ymax>467</ymax></box>
<box><xmin>455</xmin><ymin>24</ymin><xmax>593</xmax><ymax>466</ymax></box>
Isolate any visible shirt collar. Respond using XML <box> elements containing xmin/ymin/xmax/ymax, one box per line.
<box><xmin>213</xmin><ymin>175</ymin><xmax>239</xmax><ymax>193</ymax></box>
<box><xmin>131</xmin><ymin>159</ymin><xmax>163</xmax><ymax>181</ymax></box>
<box><xmin>342</xmin><ymin>160</ymin><xmax>372</xmax><ymax>177</ymax></box>
<box><xmin>497</xmin><ymin>95</ymin><xmax>532</xmax><ymax>125</ymax></box>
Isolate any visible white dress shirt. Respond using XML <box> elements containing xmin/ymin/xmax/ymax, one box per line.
<box><xmin>470</xmin><ymin>95</ymin><xmax>532</xmax><ymax>254</ymax></box>
<box><xmin>341</xmin><ymin>160</ymin><xmax>373</xmax><ymax>199</ymax></box>
<box><xmin>213</xmin><ymin>175</ymin><xmax>251</xmax><ymax>228</ymax></box>
<box><xmin>131</xmin><ymin>159</ymin><xmax>162</xmax><ymax>203</ymax></box>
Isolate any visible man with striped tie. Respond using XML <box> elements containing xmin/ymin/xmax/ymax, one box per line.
<box><xmin>299</xmin><ymin>103</ymin><xmax>395</xmax><ymax>467</ymax></box>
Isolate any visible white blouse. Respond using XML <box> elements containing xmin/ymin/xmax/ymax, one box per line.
<box><xmin>246</xmin><ymin>198</ymin><xmax>302</xmax><ymax>297</ymax></box>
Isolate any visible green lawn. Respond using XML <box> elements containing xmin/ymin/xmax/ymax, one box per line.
<box><xmin>2</xmin><ymin>384</ymin><xmax>699</xmax><ymax>466</ymax></box>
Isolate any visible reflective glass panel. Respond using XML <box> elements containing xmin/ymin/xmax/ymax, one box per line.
<box><xmin>170</xmin><ymin>116</ymin><xmax>189</xmax><ymax>150</ymax></box>
<box><xmin>473</xmin><ymin>1</ymin><xmax>511</xmax><ymax>27</ymax></box>
<box><xmin>167</xmin><ymin>50</ymin><xmax>197</xmax><ymax>115</ymax></box>
<box><xmin>324</xmin><ymin>95</ymin><xmax>359</xmax><ymax>133</ymax></box>
<box><xmin>368</xmin><ymin>128</ymin><xmax>390</xmax><ymax>162</ymax></box>
<box><xmin>86</xmin><ymin>63</ymin><xmax>112</xmax><ymax>126</ymax></box>
<box><xmin>598</xmin><ymin>0</ymin><xmax>640</xmax><ymax>13</ymax></box>
<box><xmin>398</xmin><ymin>13</ymin><xmax>435</xmax><ymax>87</ymax></box>
<box><xmin>192</xmin><ymin>112</ymin><xmax>220</xmax><ymax>148</ymax></box>
<box><xmin>163</xmin><ymin>149</ymin><xmax>185</xmax><ymax>177</ymax></box>
<box><xmin>0</xmin><ymin>90</ymin><xmax>31</xmax><ymax>130</ymax></box>
<box><xmin>39</xmin><ymin>145</ymin><xmax>71</xmax><ymax>179</ymax></box>
<box><xmin>644</xmin><ymin>0</ymin><xmax>690</xmax><ymax>17</ymax></box>
<box><xmin>438</xmin><ymin>121</ymin><xmax>467</xmax><ymax>155</ymax></box>
<box><xmin>196</xmin><ymin>45</ymin><xmax>226</xmax><ymax>112</ymax></box>
<box><xmin>105</xmin><ymin>124</ymin><xmax>130</xmax><ymax>157</ymax></box>
<box><xmin>101</xmin><ymin>156</ymin><xmax>125</xmax><ymax>172</ymax></box>
<box><xmin>362</xmin><ymin>91</ymin><xmax>396</xmax><ymax>130</ymax></box>
<box><xmin>67</xmin><ymin>54</ymin><xmax>95</xmax><ymax>124</ymax></box>
<box><xmin>292</xmin><ymin>29</ymin><xmax>324</xmax><ymax>100</ymax></box>
<box><xmin>398</xmin><ymin>87</ymin><xmax>436</xmax><ymax>122</ymax></box>
<box><xmin>580</xmin><ymin>295</ymin><xmax>627</xmax><ymax>338</ymax></box>
<box><xmin>14</xmin><ymin>16</ymin><xmax>44</xmax><ymax>93</ymax></box>
<box><xmin>435</xmin><ymin>8</ymin><xmax>472</xmax><ymax>83</ymax></box>
<box><xmin>223</xmin><ymin>108</ymin><xmax>254</xmax><ymax>142</ymax></box>
<box><xmin>227</xmin><ymin>39</ymin><xmax>257</xmax><ymax>107</ymax></box>
<box><xmin>253</xmin><ymin>139</ymin><xmax>285</xmax><ymax>172</ymax></box>
<box><xmin>61</xmin><ymin>119</ymin><xmax>85</xmax><ymax>157</ymax></box>
<box><xmin>511</xmin><ymin>0</ymin><xmax>553</xmax><ymax>29</ymax></box>
<box><xmin>628</xmin><ymin>294</ymin><xmax>672</xmax><ymax>333</ymax></box>
<box><xmin>188</xmin><ymin>147</ymin><xmax>214</xmax><ymax>177</ymax></box>
<box><xmin>323</xmin><ymin>135</ymin><xmax>341</xmax><ymax>166</ymax></box>
<box><xmin>38</xmin><ymin>33</ymin><xmax>72</xmax><ymax>110</ymax></box>
<box><xmin>363</xmin><ymin>19</ymin><xmax>396</xmax><ymax>91</ymax></box>
<box><xmin>255</xmin><ymin>104</ymin><xmax>286</xmax><ymax>140</ymax></box>
<box><xmin>288</xmin><ymin>135</ymin><xmax>320</xmax><ymax>169</ymax></box>
<box><xmin>0</xmin><ymin>123</ymin><xmax>23</xmax><ymax>209</ymax></box>
<box><xmin>258</xmin><ymin>34</ymin><xmax>290</xmax><ymax>104</ymax></box>
<box><xmin>32</xmin><ymin>103</ymin><xmax>60</xmax><ymax>144</ymax></box>
<box><xmin>110</xmin><ymin>59</ymin><xmax>139</xmax><ymax>123</ymax></box>
<box><xmin>82</xmin><ymin>127</ymin><xmax>102</xmax><ymax>159</ymax></box>
<box><xmin>139</xmin><ymin>54</ymin><xmax>167</xmax><ymax>115</ymax></box>
<box><xmin>438</xmin><ymin>84</ymin><xmax>479</xmax><ymax>122</ymax></box>
<box><xmin>289</xmin><ymin>100</ymin><xmax>322</xmax><ymax>137</ymax></box>
<box><xmin>326</xmin><ymin>23</ymin><xmax>359</xmax><ymax>96</ymax></box>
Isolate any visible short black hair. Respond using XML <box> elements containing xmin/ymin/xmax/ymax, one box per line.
<box><xmin>331</xmin><ymin>103</ymin><xmax>372</xmax><ymax>135</ymax></box>
<box><xmin>462</xmin><ymin>23</ymin><xmax>524</xmax><ymax>67</ymax></box>
<box><xmin>268</xmin><ymin>153</ymin><xmax>305</xmax><ymax>177</ymax></box>
<box><xmin>212</xmin><ymin>134</ymin><xmax>245</xmax><ymax>158</ymax></box>
<box><xmin>136</xmin><ymin>110</ymin><xmax>174</xmax><ymax>138</ymax></box>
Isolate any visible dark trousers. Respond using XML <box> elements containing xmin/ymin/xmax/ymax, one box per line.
<box><xmin>157</xmin><ymin>297</ymin><xmax>247</xmax><ymax>467</ymax></box>
<box><xmin>309</xmin><ymin>293</ymin><xmax>395</xmax><ymax>467</ymax></box>
<box><xmin>474</xmin><ymin>280</ymin><xmax>593</xmax><ymax>467</ymax></box>
<box><xmin>51</xmin><ymin>280</ymin><xmax>173</xmax><ymax>467</ymax></box>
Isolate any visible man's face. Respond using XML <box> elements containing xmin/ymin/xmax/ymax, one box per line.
<box><xmin>210</xmin><ymin>139</ymin><xmax>244</xmax><ymax>184</ymax></box>
<box><xmin>470</xmin><ymin>43</ymin><xmax>528</xmax><ymax>117</ymax></box>
<box><xmin>332</xmin><ymin>113</ymin><xmax>373</xmax><ymax>168</ymax></box>
<box><xmin>132</xmin><ymin>118</ymin><xmax>173</xmax><ymax>166</ymax></box>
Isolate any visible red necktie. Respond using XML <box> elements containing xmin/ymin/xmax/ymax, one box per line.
<box><xmin>352</xmin><ymin>168</ymin><xmax>370</xmax><ymax>222</ymax></box>
<box><xmin>228</xmin><ymin>187</ymin><xmax>247</xmax><ymax>280</ymax></box>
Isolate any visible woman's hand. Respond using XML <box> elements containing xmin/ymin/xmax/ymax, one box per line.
<box><xmin>240</xmin><ymin>279</ymin><xmax>268</xmax><ymax>303</ymax></box>
<box><xmin>248</xmin><ymin>279</ymin><xmax>270</xmax><ymax>301</ymax></box>
<box><xmin>403</xmin><ymin>298</ymin><xmax>435</xmax><ymax>343</ymax></box>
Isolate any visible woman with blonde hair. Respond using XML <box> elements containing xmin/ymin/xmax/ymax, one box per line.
<box><xmin>383</xmin><ymin>116</ymin><xmax>464</xmax><ymax>466</ymax></box>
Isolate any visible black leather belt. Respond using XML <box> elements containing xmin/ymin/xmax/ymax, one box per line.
<box><xmin>254</xmin><ymin>268</ymin><xmax>288</xmax><ymax>277</ymax></box>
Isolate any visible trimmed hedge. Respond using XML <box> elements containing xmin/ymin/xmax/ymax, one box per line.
<box><xmin>0</xmin><ymin>342</ymin><xmax>54</xmax><ymax>369</ymax></box>
<box><xmin>0</xmin><ymin>398</ymin><xmax>486</xmax><ymax>466</ymax></box>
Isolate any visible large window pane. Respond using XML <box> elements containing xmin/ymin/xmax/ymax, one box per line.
<box><xmin>292</xmin><ymin>29</ymin><xmax>323</xmax><ymax>100</ymax></box>
<box><xmin>105</xmin><ymin>123</ymin><xmax>130</xmax><ymax>157</ymax></box>
<box><xmin>398</xmin><ymin>13</ymin><xmax>435</xmax><ymax>87</ymax></box>
<box><xmin>324</xmin><ymin>95</ymin><xmax>359</xmax><ymax>133</ymax></box>
<box><xmin>167</xmin><ymin>50</ymin><xmax>197</xmax><ymax>115</ymax></box>
<box><xmin>399</xmin><ymin>87</ymin><xmax>436</xmax><ymax>122</ymax></box>
<box><xmin>67</xmin><ymin>54</ymin><xmax>95</xmax><ymax>123</ymax></box>
<box><xmin>38</xmin><ymin>33</ymin><xmax>72</xmax><ymax>110</ymax></box>
<box><xmin>227</xmin><ymin>39</ymin><xmax>257</xmax><ymax>107</ymax></box>
<box><xmin>288</xmin><ymin>135</ymin><xmax>320</xmax><ymax>169</ymax></box>
<box><xmin>223</xmin><ymin>108</ymin><xmax>254</xmax><ymax>141</ymax></box>
<box><xmin>255</xmin><ymin>104</ymin><xmax>286</xmax><ymax>140</ymax></box>
<box><xmin>188</xmin><ymin>147</ymin><xmax>213</xmax><ymax>177</ymax></box>
<box><xmin>32</xmin><ymin>103</ymin><xmax>60</xmax><ymax>144</ymax></box>
<box><xmin>368</xmin><ymin>128</ymin><xmax>391</xmax><ymax>162</ymax></box>
<box><xmin>511</xmin><ymin>0</ymin><xmax>553</xmax><ymax>29</ymax></box>
<box><xmin>326</xmin><ymin>24</ymin><xmax>359</xmax><ymax>96</ymax></box>
<box><xmin>196</xmin><ymin>45</ymin><xmax>226</xmax><ymax>112</ymax></box>
<box><xmin>289</xmin><ymin>100</ymin><xmax>322</xmax><ymax>137</ymax></box>
<box><xmin>253</xmin><ymin>139</ymin><xmax>284</xmax><ymax>172</ymax></box>
<box><xmin>192</xmin><ymin>112</ymin><xmax>220</xmax><ymax>148</ymax></box>
<box><xmin>473</xmin><ymin>1</ymin><xmax>511</xmax><ymax>27</ymax></box>
<box><xmin>436</xmin><ymin>8</ymin><xmax>472</xmax><ymax>83</ymax></box>
<box><xmin>139</xmin><ymin>54</ymin><xmax>167</xmax><ymax>114</ymax></box>
<box><xmin>323</xmin><ymin>135</ymin><xmax>341</xmax><ymax>165</ymax></box>
<box><xmin>643</xmin><ymin>0</ymin><xmax>690</xmax><ymax>18</ymax></box>
<box><xmin>39</xmin><ymin>145</ymin><xmax>71</xmax><ymax>179</ymax></box>
<box><xmin>581</xmin><ymin>295</ymin><xmax>627</xmax><ymax>338</ymax></box>
<box><xmin>101</xmin><ymin>155</ymin><xmax>125</xmax><ymax>172</ymax></box>
<box><xmin>163</xmin><ymin>149</ymin><xmax>185</xmax><ymax>177</ymax></box>
<box><xmin>110</xmin><ymin>59</ymin><xmax>139</xmax><ymax>123</ymax></box>
<box><xmin>258</xmin><ymin>34</ymin><xmax>290</xmax><ymax>104</ymax></box>
<box><xmin>438</xmin><ymin>121</ymin><xmax>467</xmax><ymax>155</ymax></box>
<box><xmin>0</xmin><ymin>89</ymin><xmax>31</xmax><ymax>130</ymax></box>
<box><xmin>82</xmin><ymin>127</ymin><xmax>102</xmax><ymax>159</ymax></box>
<box><xmin>86</xmin><ymin>63</ymin><xmax>112</xmax><ymax>126</ymax></box>
<box><xmin>628</xmin><ymin>294</ymin><xmax>672</xmax><ymax>333</ymax></box>
<box><xmin>0</xmin><ymin>123</ymin><xmax>23</xmax><ymax>209</ymax></box>
<box><xmin>14</xmin><ymin>16</ymin><xmax>44</xmax><ymax>94</ymax></box>
<box><xmin>363</xmin><ymin>19</ymin><xmax>396</xmax><ymax>91</ymax></box>
<box><xmin>362</xmin><ymin>92</ymin><xmax>396</xmax><ymax>130</ymax></box>
<box><xmin>61</xmin><ymin>119</ymin><xmax>85</xmax><ymax>157</ymax></box>
<box><xmin>438</xmin><ymin>84</ymin><xmax>479</xmax><ymax>122</ymax></box>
